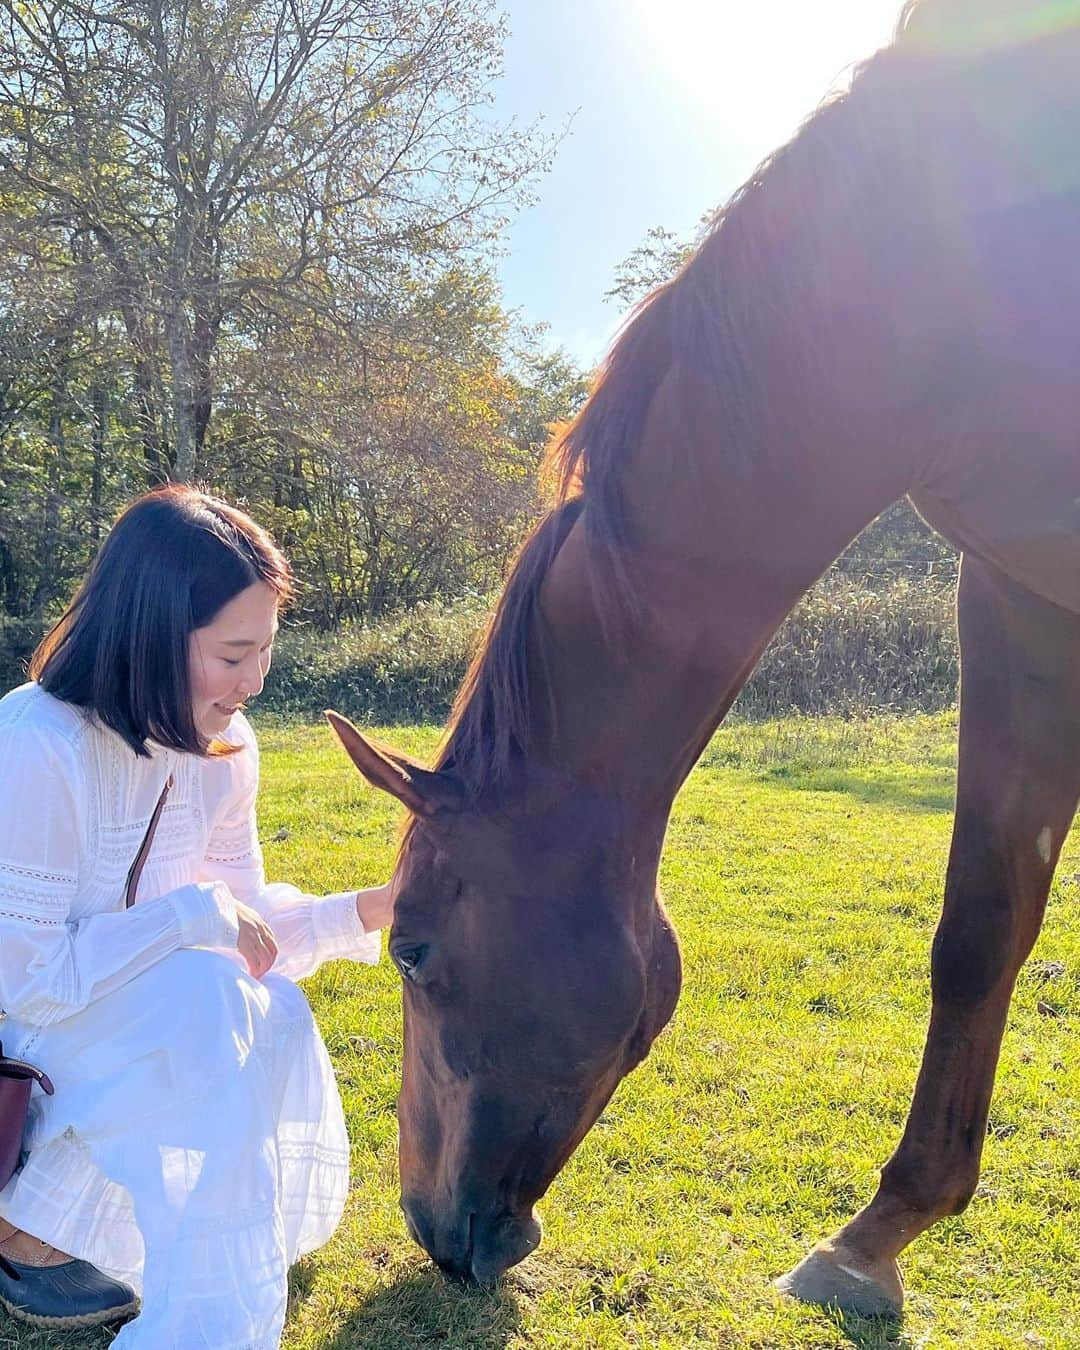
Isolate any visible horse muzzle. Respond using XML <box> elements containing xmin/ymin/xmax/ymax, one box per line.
<box><xmin>401</xmin><ymin>1195</ymin><xmax>542</xmax><ymax>1285</ymax></box>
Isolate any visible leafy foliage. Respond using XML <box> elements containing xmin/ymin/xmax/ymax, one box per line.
<box><xmin>0</xmin><ymin>0</ymin><xmax>585</xmax><ymax>630</ymax></box>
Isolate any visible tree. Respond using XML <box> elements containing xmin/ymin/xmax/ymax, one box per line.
<box><xmin>206</xmin><ymin>261</ymin><xmax>589</xmax><ymax>622</ymax></box>
<box><xmin>605</xmin><ymin>218</ymin><xmax>710</xmax><ymax>310</ymax></box>
<box><xmin>0</xmin><ymin>0</ymin><xmax>557</xmax><ymax>479</ymax></box>
<box><xmin>0</xmin><ymin>2</ymin><xmax>592</xmax><ymax>643</ymax></box>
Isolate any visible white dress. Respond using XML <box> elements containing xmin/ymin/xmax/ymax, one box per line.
<box><xmin>0</xmin><ymin>682</ymin><xmax>381</xmax><ymax>1349</ymax></box>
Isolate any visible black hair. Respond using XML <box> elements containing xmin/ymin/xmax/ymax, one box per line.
<box><xmin>30</xmin><ymin>485</ymin><xmax>293</xmax><ymax>756</ymax></box>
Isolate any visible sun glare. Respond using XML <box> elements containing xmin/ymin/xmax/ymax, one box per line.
<box><xmin>629</xmin><ymin>0</ymin><xmax>902</xmax><ymax>158</ymax></box>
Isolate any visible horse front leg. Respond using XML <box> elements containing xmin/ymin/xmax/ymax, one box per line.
<box><xmin>777</xmin><ymin>555</ymin><xmax>1080</xmax><ymax>1316</ymax></box>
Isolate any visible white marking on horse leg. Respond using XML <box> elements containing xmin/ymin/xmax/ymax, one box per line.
<box><xmin>834</xmin><ymin>1261</ymin><xmax>875</xmax><ymax>1284</ymax></box>
<box><xmin>1036</xmin><ymin>827</ymin><xmax>1053</xmax><ymax>866</ymax></box>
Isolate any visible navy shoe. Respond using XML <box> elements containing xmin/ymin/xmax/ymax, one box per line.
<box><xmin>0</xmin><ymin>1252</ymin><xmax>138</xmax><ymax>1330</ymax></box>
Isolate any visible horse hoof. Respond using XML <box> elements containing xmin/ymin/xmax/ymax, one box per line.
<box><xmin>774</xmin><ymin>1242</ymin><xmax>903</xmax><ymax>1318</ymax></box>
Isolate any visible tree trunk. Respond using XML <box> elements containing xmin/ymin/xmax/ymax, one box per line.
<box><xmin>168</xmin><ymin>317</ymin><xmax>196</xmax><ymax>483</ymax></box>
<box><xmin>91</xmin><ymin>381</ymin><xmax>106</xmax><ymax>543</ymax></box>
<box><xmin>31</xmin><ymin>365</ymin><xmax>69</xmax><ymax>621</ymax></box>
<box><xmin>0</xmin><ymin>535</ymin><xmax>19</xmax><ymax>617</ymax></box>
<box><xmin>190</xmin><ymin>289</ymin><xmax>219</xmax><ymax>470</ymax></box>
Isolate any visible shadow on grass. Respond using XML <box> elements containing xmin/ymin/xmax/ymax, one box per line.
<box><xmin>775</xmin><ymin>768</ymin><xmax>956</xmax><ymax>816</ymax></box>
<box><xmin>833</xmin><ymin>1308</ymin><xmax>917</xmax><ymax>1349</ymax></box>
<box><xmin>313</xmin><ymin>1268</ymin><xmax>521</xmax><ymax>1350</ymax></box>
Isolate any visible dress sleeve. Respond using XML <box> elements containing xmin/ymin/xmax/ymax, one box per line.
<box><xmin>0</xmin><ymin>716</ymin><xmax>240</xmax><ymax>1030</ymax></box>
<box><xmin>198</xmin><ymin>716</ymin><xmax>381</xmax><ymax>982</ymax></box>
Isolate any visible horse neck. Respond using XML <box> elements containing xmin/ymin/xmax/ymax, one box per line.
<box><xmin>536</xmin><ymin>408</ymin><xmax>915</xmax><ymax>825</ymax></box>
<box><xmin>529</xmin><ymin>113</ymin><xmax>931</xmax><ymax>835</ymax></box>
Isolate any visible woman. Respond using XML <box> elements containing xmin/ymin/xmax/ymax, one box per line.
<box><xmin>0</xmin><ymin>486</ymin><xmax>393</xmax><ymax>1347</ymax></box>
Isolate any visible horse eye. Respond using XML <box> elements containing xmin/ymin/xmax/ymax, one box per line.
<box><xmin>391</xmin><ymin>943</ymin><xmax>428</xmax><ymax>982</ymax></box>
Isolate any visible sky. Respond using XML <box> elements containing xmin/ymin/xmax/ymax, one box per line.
<box><xmin>491</xmin><ymin>0</ymin><xmax>904</xmax><ymax>369</ymax></box>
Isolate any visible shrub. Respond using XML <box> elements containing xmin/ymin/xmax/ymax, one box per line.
<box><xmin>263</xmin><ymin>594</ymin><xmax>490</xmax><ymax>722</ymax></box>
<box><xmin>0</xmin><ymin>616</ymin><xmax>40</xmax><ymax>693</ymax></box>
<box><xmin>263</xmin><ymin>572</ymin><xmax>958</xmax><ymax>724</ymax></box>
<box><xmin>2</xmin><ymin>573</ymin><xmax>960</xmax><ymax>724</ymax></box>
<box><xmin>736</xmin><ymin>571</ymin><xmax>957</xmax><ymax>718</ymax></box>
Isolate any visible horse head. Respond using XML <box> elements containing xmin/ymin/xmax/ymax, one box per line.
<box><xmin>327</xmin><ymin>712</ymin><xmax>681</xmax><ymax>1283</ymax></box>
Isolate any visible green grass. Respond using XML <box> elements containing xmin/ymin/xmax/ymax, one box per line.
<box><xmin>8</xmin><ymin>711</ymin><xmax>1080</xmax><ymax>1349</ymax></box>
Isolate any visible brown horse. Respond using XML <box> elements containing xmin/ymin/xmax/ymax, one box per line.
<box><xmin>327</xmin><ymin>0</ymin><xmax>1080</xmax><ymax>1316</ymax></box>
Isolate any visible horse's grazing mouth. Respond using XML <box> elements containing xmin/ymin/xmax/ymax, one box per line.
<box><xmin>328</xmin><ymin>0</ymin><xmax>1080</xmax><ymax>1318</ymax></box>
<box><xmin>414</xmin><ymin>1206</ymin><xmax>543</xmax><ymax>1288</ymax></box>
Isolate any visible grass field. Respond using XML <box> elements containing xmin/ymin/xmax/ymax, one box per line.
<box><xmin>7</xmin><ymin>712</ymin><xmax>1080</xmax><ymax>1349</ymax></box>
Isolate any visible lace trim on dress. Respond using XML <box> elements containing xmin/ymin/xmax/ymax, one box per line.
<box><xmin>205</xmin><ymin>849</ymin><xmax>260</xmax><ymax>865</ymax></box>
<box><xmin>0</xmin><ymin>907</ymin><xmax>65</xmax><ymax>927</ymax></box>
<box><xmin>205</xmin><ymin>818</ymin><xmax>259</xmax><ymax>866</ymax></box>
<box><xmin>0</xmin><ymin>860</ymin><xmax>77</xmax><ymax>918</ymax></box>
<box><xmin>0</xmin><ymin>859</ymin><xmax>77</xmax><ymax>886</ymax></box>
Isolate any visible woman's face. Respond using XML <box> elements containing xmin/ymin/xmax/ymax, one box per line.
<box><xmin>188</xmin><ymin>582</ymin><xmax>279</xmax><ymax>737</ymax></box>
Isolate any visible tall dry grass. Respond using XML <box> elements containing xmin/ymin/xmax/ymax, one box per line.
<box><xmin>736</xmin><ymin>571</ymin><xmax>957</xmax><ymax>718</ymax></box>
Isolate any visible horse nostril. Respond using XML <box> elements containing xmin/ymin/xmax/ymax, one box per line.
<box><xmin>469</xmin><ymin>1209</ymin><xmax>543</xmax><ymax>1286</ymax></box>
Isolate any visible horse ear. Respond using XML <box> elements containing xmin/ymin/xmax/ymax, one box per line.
<box><xmin>324</xmin><ymin>711</ymin><xmax>464</xmax><ymax>818</ymax></box>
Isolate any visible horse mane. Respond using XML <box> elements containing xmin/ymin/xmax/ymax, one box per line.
<box><xmin>424</xmin><ymin>0</ymin><xmax>1053</xmax><ymax>805</ymax></box>
<box><xmin>431</xmin><ymin>497</ymin><xmax>584</xmax><ymax>798</ymax></box>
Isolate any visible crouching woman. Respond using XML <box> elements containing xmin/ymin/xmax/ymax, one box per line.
<box><xmin>0</xmin><ymin>486</ymin><xmax>394</xmax><ymax>1348</ymax></box>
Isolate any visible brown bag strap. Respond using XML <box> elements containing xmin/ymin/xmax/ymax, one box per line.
<box><xmin>124</xmin><ymin>774</ymin><xmax>174</xmax><ymax>909</ymax></box>
<box><xmin>0</xmin><ymin>1043</ymin><xmax>54</xmax><ymax>1096</ymax></box>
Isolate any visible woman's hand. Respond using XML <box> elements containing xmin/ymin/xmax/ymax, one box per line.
<box><xmin>235</xmin><ymin>901</ymin><xmax>279</xmax><ymax>979</ymax></box>
<box><xmin>356</xmin><ymin>881</ymin><xmax>396</xmax><ymax>934</ymax></box>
